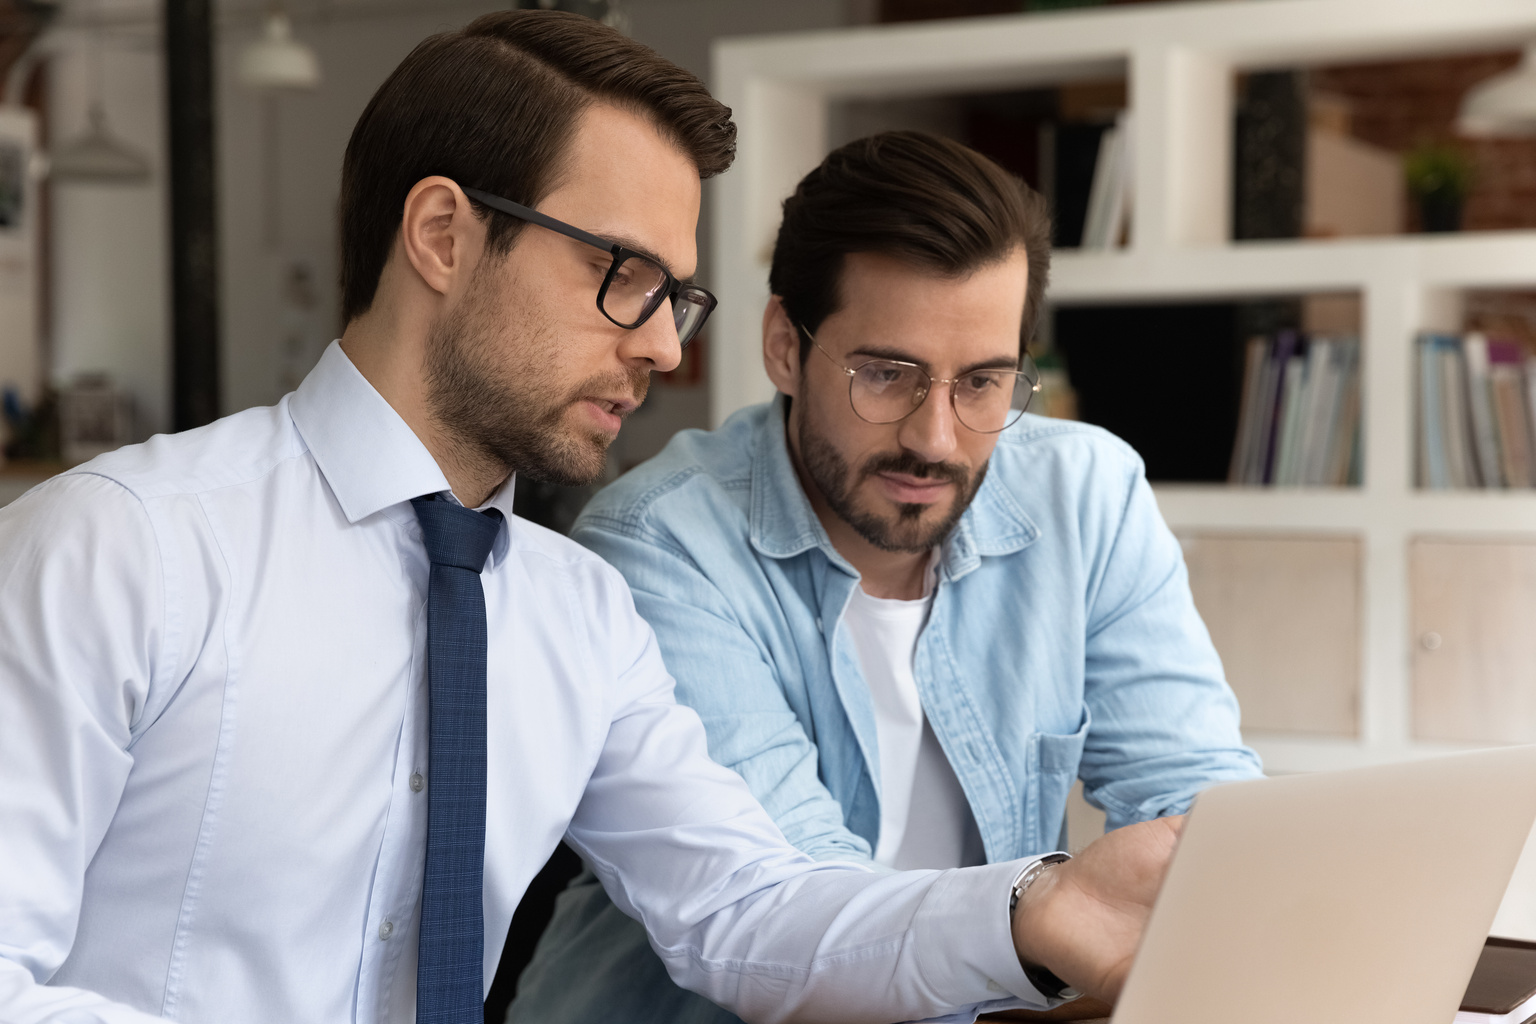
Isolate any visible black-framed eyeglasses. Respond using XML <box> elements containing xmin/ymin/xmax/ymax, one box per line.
<box><xmin>798</xmin><ymin>323</ymin><xmax>1040</xmax><ymax>434</ymax></box>
<box><xmin>462</xmin><ymin>186</ymin><xmax>716</xmax><ymax>348</ymax></box>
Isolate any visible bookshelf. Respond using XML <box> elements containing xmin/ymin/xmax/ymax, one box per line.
<box><xmin>710</xmin><ymin>0</ymin><xmax>1536</xmax><ymax>782</ymax></box>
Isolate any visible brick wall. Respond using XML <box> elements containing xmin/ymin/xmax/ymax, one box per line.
<box><xmin>1313</xmin><ymin>54</ymin><xmax>1536</xmax><ymax>232</ymax></box>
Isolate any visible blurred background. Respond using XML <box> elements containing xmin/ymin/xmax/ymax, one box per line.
<box><xmin>8</xmin><ymin>0</ymin><xmax>1536</xmax><ymax>1017</ymax></box>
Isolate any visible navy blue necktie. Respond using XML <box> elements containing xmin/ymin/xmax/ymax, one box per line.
<box><xmin>411</xmin><ymin>495</ymin><xmax>503</xmax><ymax>1024</ymax></box>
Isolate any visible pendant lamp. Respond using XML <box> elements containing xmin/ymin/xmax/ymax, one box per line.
<box><xmin>50</xmin><ymin>102</ymin><xmax>151</xmax><ymax>182</ymax></box>
<box><xmin>238</xmin><ymin>10</ymin><xmax>320</xmax><ymax>91</ymax></box>
<box><xmin>50</xmin><ymin>2</ymin><xmax>150</xmax><ymax>185</ymax></box>
<box><xmin>1458</xmin><ymin>44</ymin><xmax>1536</xmax><ymax>138</ymax></box>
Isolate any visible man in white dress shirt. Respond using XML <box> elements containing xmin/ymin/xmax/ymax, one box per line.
<box><xmin>0</xmin><ymin>11</ymin><xmax>1175</xmax><ymax>1024</ymax></box>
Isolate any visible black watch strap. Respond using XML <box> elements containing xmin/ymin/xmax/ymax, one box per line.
<box><xmin>1022</xmin><ymin>959</ymin><xmax>1075</xmax><ymax>1001</ymax></box>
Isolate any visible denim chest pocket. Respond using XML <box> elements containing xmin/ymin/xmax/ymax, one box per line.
<box><xmin>1027</xmin><ymin>708</ymin><xmax>1091</xmax><ymax>853</ymax></box>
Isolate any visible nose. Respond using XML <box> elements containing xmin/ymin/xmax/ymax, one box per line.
<box><xmin>896</xmin><ymin>381</ymin><xmax>959</xmax><ymax>464</ymax></box>
<box><xmin>618</xmin><ymin>302</ymin><xmax>682</xmax><ymax>374</ymax></box>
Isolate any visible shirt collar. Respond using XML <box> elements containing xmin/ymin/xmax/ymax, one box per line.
<box><xmin>747</xmin><ymin>395</ymin><xmax>1038</xmax><ymax>581</ymax></box>
<box><xmin>289</xmin><ymin>341</ymin><xmax>517</xmax><ymax>542</ymax></box>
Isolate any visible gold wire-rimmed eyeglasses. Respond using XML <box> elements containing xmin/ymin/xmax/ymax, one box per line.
<box><xmin>797</xmin><ymin>323</ymin><xmax>1040</xmax><ymax>434</ymax></box>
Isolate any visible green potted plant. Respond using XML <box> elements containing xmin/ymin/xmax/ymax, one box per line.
<box><xmin>1404</xmin><ymin>142</ymin><xmax>1475</xmax><ymax>233</ymax></box>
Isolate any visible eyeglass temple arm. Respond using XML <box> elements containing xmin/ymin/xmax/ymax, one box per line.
<box><xmin>462</xmin><ymin>186</ymin><xmax>618</xmax><ymax>256</ymax></box>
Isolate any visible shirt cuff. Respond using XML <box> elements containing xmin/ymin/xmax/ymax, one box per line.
<box><xmin>906</xmin><ymin>854</ymin><xmax>1069</xmax><ymax>1018</ymax></box>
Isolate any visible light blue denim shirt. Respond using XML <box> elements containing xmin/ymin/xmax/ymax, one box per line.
<box><xmin>510</xmin><ymin>398</ymin><xmax>1262</xmax><ymax>1024</ymax></box>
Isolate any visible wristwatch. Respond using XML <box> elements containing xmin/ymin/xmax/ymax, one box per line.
<box><xmin>1009</xmin><ymin>853</ymin><xmax>1081</xmax><ymax>1001</ymax></box>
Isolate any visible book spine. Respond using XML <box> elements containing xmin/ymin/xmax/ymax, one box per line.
<box><xmin>1525</xmin><ymin>356</ymin><xmax>1536</xmax><ymax>488</ymax></box>
<box><xmin>1229</xmin><ymin>336</ymin><xmax>1269</xmax><ymax>484</ymax></box>
<box><xmin>1492</xmin><ymin>368</ymin><xmax>1531</xmax><ymax>488</ymax></box>
<box><xmin>1261</xmin><ymin>331</ymin><xmax>1300</xmax><ymax>484</ymax></box>
<box><xmin>1416</xmin><ymin>336</ymin><xmax>1431</xmax><ymax>488</ymax></box>
<box><xmin>1249</xmin><ymin>341</ymin><xmax>1281</xmax><ymax>484</ymax></box>
<box><xmin>1274</xmin><ymin>353</ymin><xmax>1309</xmax><ymax>486</ymax></box>
<box><xmin>1439</xmin><ymin>341</ymin><xmax>1472</xmax><ymax>488</ymax></box>
<box><xmin>1464</xmin><ymin>333</ymin><xmax>1504</xmax><ymax>488</ymax></box>
<box><xmin>1421</xmin><ymin>336</ymin><xmax>1448</xmax><ymax>489</ymax></box>
<box><xmin>1080</xmin><ymin>125</ymin><xmax>1122</xmax><ymax>250</ymax></box>
<box><xmin>1329</xmin><ymin>342</ymin><xmax>1362</xmax><ymax>487</ymax></box>
<box><xmin>1299</xmin><ymin>338</ymin><xmax>1338</xmax><ymax>485</ymax></box>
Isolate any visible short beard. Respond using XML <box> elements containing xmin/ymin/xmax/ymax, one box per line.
<box><xmin>424</xmin><ymin>265</ymin><xmax>648</xmax><ymax>488</ymax></box>
<box><xmin>798</xmin><ymin>416</ymin><xmax>987</xmax><ymax>554</ymax></box>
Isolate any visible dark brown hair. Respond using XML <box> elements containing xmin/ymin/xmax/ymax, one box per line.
<box><xmin>339</xmin><ymin>9</ymin><xmax>736</xmax><ymax>323</ymax></box>
<box><xmin>769</xmin><ymin>131</ymin><xmax>1052</xmax><ymax>360</ymax></box>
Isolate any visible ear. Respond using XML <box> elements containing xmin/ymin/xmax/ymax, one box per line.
<box><xmin>762</xmin><ymin>296</ymin><xmax>803</xmax><ymax>398</ymax></box>
<box><xmin>398</xmin><ymin>176</ymin><xmax>483</xmax><ymax>299</ymax></box>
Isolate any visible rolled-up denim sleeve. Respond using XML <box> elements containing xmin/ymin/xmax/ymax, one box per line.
<box><xmin>1078</xmin><ymin>457</ymin><xmax>1264</xmax><ymax>829</ymax></box>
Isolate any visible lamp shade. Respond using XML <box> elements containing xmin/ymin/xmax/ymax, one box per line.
<box><xmin>239</xmin><ymin>11</ymin><xmax>320</xmax><ymax>90</ymax></box>
<box><xmin>49</xmin><ymin>104</ymin><xmax>151</xmax><ymax>183</ymax></box>
<box><xmin>1458</xmin><ymin>44</ymin><xmax>1536</xmax><ymax>137</ymax></box>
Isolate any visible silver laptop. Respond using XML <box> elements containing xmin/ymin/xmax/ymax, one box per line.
<box><xmin>1112</xmin><ymin>745</ymin><xmax>1536</xmax><ymax>1024</ymax></box>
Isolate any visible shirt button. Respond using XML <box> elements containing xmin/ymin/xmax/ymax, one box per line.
<box><xmin>410</xmin><ymin>772</ymin><xmax>425</xmax><ymax>793</ymax></box>
<box><xmin>379</xmin><ymin>920</ymin><xmax>394</xmax><ymax>940</ymax></box>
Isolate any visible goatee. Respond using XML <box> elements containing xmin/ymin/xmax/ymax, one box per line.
<box><xmin>798</xmin><ymin>418</ymin><xmax>986</xmax><ymax>554</ymax></box>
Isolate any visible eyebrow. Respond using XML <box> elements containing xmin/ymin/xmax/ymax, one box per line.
<box><xmin>846</xmin><ymin>346</ymin><xmax>1020</xmax><ymax>375</ymax></box>
<box><xmin>590</xmin><ymin>230</ymin><xmax>692</xmax><ymax>283</ymax></box>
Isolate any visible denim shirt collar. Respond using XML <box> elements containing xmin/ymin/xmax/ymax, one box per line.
<box><xmin>747</xmin><ymin>396</ymin><xmax>1041</xmax><ymax>580</ymax></box>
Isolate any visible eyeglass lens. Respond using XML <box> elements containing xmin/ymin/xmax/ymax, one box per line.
<box><xmin>600</xmin><ymin>253</ymin><xmax>714</xmax><ymax>348</ymax></box>
<box><xmin>850</xmin><ymin>356</ymin><xmax>1039</xmax><ymax>432</ymax></box>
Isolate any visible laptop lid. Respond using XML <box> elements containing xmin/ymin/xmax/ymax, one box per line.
<box><xmin>1112</xmin><ymin>746</ymin><xmax>1536</xmax><ymax>1024</ymax></box>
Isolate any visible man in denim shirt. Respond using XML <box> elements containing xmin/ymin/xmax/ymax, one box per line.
<box><xmin>512</xmin><ymin>132</ymin><xmax>1262</xmax><ymax>1024</ymax></box>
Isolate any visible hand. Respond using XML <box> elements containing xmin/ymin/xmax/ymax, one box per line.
<box><xmin>1009</xmin><ymin>815</ymin><xmax>1183</xmax><ymax>1005</ymax></box>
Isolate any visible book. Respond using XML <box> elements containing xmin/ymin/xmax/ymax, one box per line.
<box><xmin>1463</xmin><ymin>332</ymin><xmax>1505</xmax><ymax>488</ymax></box>
<box><xmin>1415</xmin><ymin>334</ymin><xmax>1536</xmax><ymax>490</ymax></box>
<box><xmin>1298</xmin><ymin>338</ymin><xmax>1340</xmax><ymax>485</ymax></box>
<box><xmin>1491</xmin><ymin>370</ymin><xmax>1531</xmax><ymax>488</ymax></box>
<box><xmin>1052</xmin><ymin>122</ymin><xmax>1111</xmax><ymax>248</ymax></box>
<box><xmin>1328</xmin><ymin>343</ymin><xmax>1362</xmax><ymax>486</ymax></box>
<box><xmin>1226</xmin><ymin>332</ymin><xmax>1361</xmax><ymax>488</ymax></box>
<box><xmin>1489</xmin><ymin>340</ymin><xmax>1531</xmax><ymax>488</ymax></box>
<box><xmin>1417</xmin><ymin>335</ymin><xmax>1434</xmax><ymax>487</ymax></box>
<box><xmin>1246</xmin><ymin>338</ymin><xmax>1284</xmax><ymax>484</ymax></box>
<box><xmin>1273</xmin><ymin>351</ymin><xmax>1309</xmax><ymax>485</ymax></box>
<box><xmin>1525</xmin><ymin>355</ymin><xmax>1536</xmax><ymax>482</ymax></box>
<box><xmin>1081</xmin><ymin>111</ymin><xmax>1132</xmax><ymax>250</ymax></box>
<box><xmin>1228</xmin><ymin>336</ymin><xmax>1269</xmax><ymax>484</ymax></box>
<box><xmin>1440</xmin><ymin>339</ymin><xmax>1475</xmax><ymax>488</ymax></box>
<box><xmin>1419</xmin><ymin>335</ymin><xmax>1448</xmax><ymax>489</ymax></box>
<box><xmin>1260</xmin><ymin>330</ymin><xmax>1301</xmax><ymax>484</ymax></box>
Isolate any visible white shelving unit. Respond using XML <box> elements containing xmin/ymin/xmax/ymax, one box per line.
<box><xmin>710</xmin><ymin>0</ymin><xmax>1536</xmax><ymax>778</ymax></box>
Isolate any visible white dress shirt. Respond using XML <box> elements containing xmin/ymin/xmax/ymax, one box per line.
<box><xmin>0</xmin><ymin>342</ymin><xmax>1049</xmax><ymax>1024</ymax></box>
<box><xmin>843</xmin><ymin>584</ymin><xmax>985</xmax><ymax>872</ymax></box>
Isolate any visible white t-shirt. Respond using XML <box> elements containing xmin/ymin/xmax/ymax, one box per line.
<box><xmin>842</xmin><ymin>579</ymin><xmax>985</xmax><ymax>871</ymax></box>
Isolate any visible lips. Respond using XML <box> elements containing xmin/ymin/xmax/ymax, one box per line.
<box><xmin>591</xmin><ymin>398</ymin><xmax>628</xmax><ymax>415</ymax></box>
<box><xmin>579</xmin><ymin>395</ymin><xmax>639</xmax><ymax>435</ymax></box>
<box><xmin>874</xmin><ymin>471</ymin><xmax>954</xmax><ymax>505</ymax></box>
